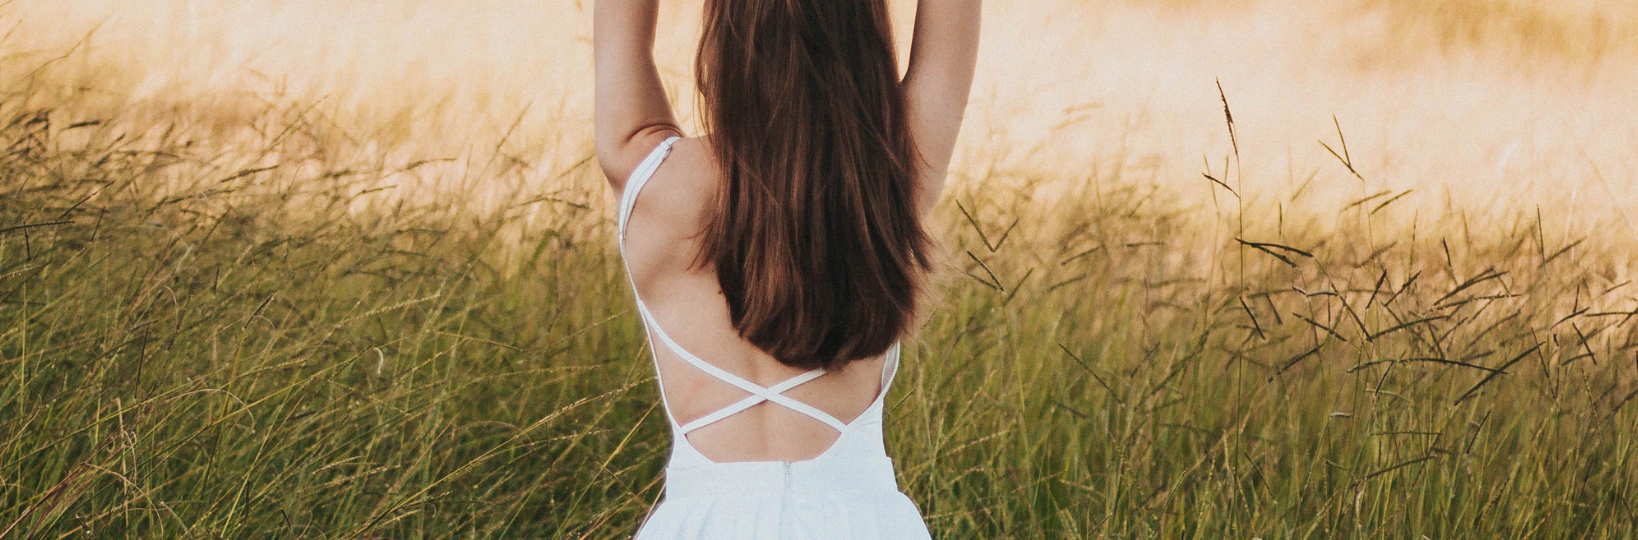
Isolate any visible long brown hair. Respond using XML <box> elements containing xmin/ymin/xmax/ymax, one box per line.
<box><xmin>695</xmin><ymin>0</ymin><xmax>932</xmax><ymax>371</ymax></box>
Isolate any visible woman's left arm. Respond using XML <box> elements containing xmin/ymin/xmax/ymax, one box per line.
<box><xmin>594</xmin><ymin>0</ymin><xmax>683</xmax><ymax>192</ymax></box>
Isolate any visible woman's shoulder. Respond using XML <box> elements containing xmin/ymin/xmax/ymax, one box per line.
<box><xmin>628</xmin><ymin>136</ymin><xmax>721</xmax><ymax>237</ymax></box>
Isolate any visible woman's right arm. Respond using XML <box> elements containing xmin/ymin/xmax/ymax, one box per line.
<box><xmin>902</xmin><ymin>0</ymin><xmax>982</xmax><ymax>216</ymax></box>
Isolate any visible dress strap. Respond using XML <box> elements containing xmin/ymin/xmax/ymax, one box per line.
<box><xmin>881</xmin><ymin>342</ymin><xmax>902</xmax><ymax>394</ymax></box>
<box><xmin>615</xmin><ymin>134</ymin><xmax>907</xmax><ymax>438</ymax></box>
<box><xmin>615</xmin><ymin>134</ymin><xmax>844</xmax><ymax>433</ymax></box>
<box><xmin>618</xmin><ymin>135</ymin><xmax>682</xmax><ymax>239</ymax></box>
<box><xmin>616</xmin><ymin>135</ymin><xmax>683</xmax><ymax>427</ymax></box>
<box><xmin>676</xmin><ymin>369</ymin><xmax>828</xmax><ymax>435</ymax></box>
<box><xmin>863</xmin><ymin>342</ymin><xmax>902</xmax><ymax>414</ymax></box>
<box><xmin>635</xmin><ymin>300</ymin><xmax>847</xmax><ymax>432</ymax></box>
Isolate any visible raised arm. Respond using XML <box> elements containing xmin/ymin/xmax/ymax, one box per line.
<box><xmin>902</xmin><ymin>0</ymin><xmax>982</xmax><ymax>216</ymax></box>
<box><xmin>594</xmin><ymin>0</ymin><xmax>684</xmax><ymax>192</ymax></box>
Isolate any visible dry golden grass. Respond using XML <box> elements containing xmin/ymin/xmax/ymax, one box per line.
<box><xmin>1362</xmin><ymin>0</ymin><xmax>1638</xmax><ymax>61</ymax></box>
<box><xmin>3</xmin><ymin>0</ymin><xmax>1636</xmax><ymax>537</ymax></box>
<box><xmin>8</xmin><ymin>0</ymin><xmax>1637</xmax><ymax>224</ymax></box>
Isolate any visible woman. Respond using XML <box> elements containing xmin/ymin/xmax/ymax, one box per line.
<box><xmin>594</xmin><ymin>0</ymin><xmax>980</xmax><ymax>537</ymax></box>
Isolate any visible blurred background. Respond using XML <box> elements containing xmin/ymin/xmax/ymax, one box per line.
<box><xmin>9</xmin><ymin>0</ymin><xmax>1636</xmax><ymax>235</ymax></box>
<box><xmin>6</xmin><ymin>2</ymin><xmax>1637</xmax><ymax>537</ymax></box>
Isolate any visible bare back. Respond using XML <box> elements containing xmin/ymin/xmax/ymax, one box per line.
<box><xmin>597</xmin><ymin>0</ymin><xmax>980</xmax><ymax>465</ymax></box>
<box><xmin>621</xmin><ymin>136</ymin><xmax>892</xmax><ymax>463</ymax></box>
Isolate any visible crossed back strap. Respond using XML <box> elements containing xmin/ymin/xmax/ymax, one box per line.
<box><xmin>616</xmin><ymin>136</ymin><xmax>901</xmax><ymax>436</ymax></box>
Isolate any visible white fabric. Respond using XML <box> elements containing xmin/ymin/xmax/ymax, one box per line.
<box><xmin>616</xmin><ymin>136</ymin><xmax>932</xmax><ymax>540</ymax></box>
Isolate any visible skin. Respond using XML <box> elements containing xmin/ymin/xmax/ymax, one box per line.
<box><xmin>594</xmin><ymin>0</ymin><xmax>981</xmax><ymax>463</ymax></box>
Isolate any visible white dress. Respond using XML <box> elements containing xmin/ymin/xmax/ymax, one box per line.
<box><xmin>616</xmin><ymin>136</ymin><xmax>933</xmax><ymax>540</ymax></box>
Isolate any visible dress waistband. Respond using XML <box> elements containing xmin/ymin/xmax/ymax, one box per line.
<box><xmin>664</xmin><ymin>455</ymin><xmax>900</xmax><ymax>499</ymax></box>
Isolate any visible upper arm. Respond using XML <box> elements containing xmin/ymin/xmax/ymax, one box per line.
<box><xmin>901</xmin><ymin>0</ymin><xmax>982</xmax><ymax>215</ymax></box>
<box><xmin>594</xmin><ymin>0</ymin><xmax>684</xmax><ymax>192</ymax></box>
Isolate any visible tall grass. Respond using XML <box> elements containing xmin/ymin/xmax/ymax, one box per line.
<box><xmin>5</xmin><ymin>1</ymin><xmax>1638</xmax><ymax>538</ymax></box>
<box><xmin>11</xmin><ymin>0</ymin><xmax>1638</xmax><ymax>220</ymax></box>
<box><xmin>4</xmin><ymin>64</ymin><xmax>1636</xmax><ymax>539</ymax></box>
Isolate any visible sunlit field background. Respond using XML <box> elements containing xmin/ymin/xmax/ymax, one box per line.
<box><xmin>3</xmin><ymin>0</ymin><xmax>1636</xmax><ymax>538</ymax></box>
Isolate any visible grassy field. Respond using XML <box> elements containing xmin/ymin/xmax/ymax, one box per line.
<box><xmin>4</xmin><ymin>0</ymin><xmax>1638</xmax><ymax>538</ymax></box>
